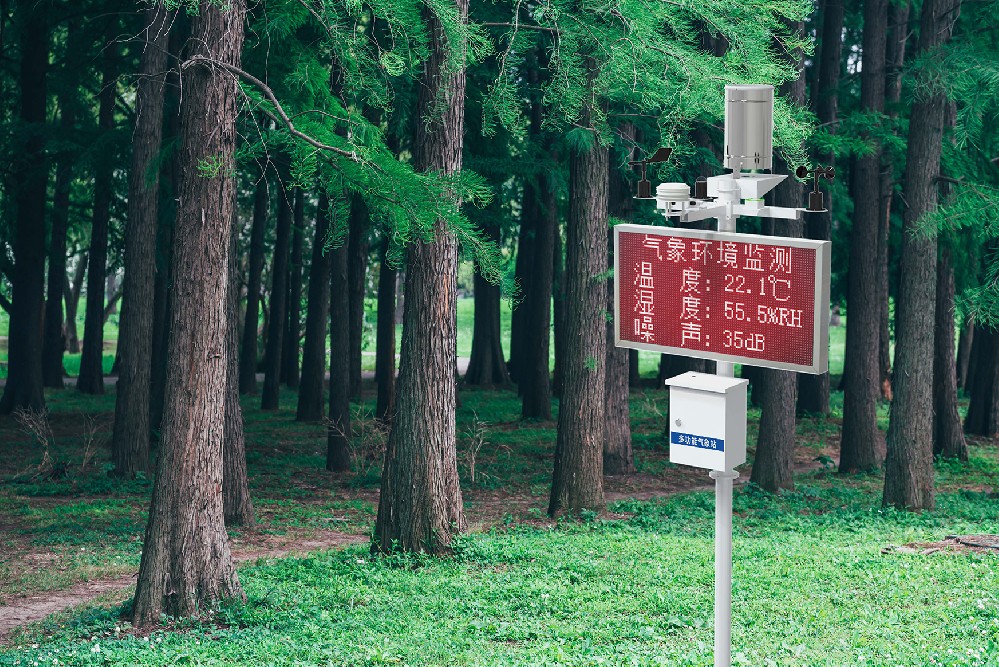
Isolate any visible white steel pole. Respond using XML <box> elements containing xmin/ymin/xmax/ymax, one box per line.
<box><xmin>709</xmin><ymin>468</ymin><xmax>739</xmax><ymax>667</ymax></box>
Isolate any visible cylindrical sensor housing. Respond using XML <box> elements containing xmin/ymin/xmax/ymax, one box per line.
<box><xmin>724</xmin><ymin>85</ymin><xmax>774</xmax><ymax>171</ymax></box>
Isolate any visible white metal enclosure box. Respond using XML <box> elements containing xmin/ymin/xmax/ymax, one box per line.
<box><xmin>666</xmin><ymin>372</ymin><xmax>748</xmax><ymax>471</ymax></box>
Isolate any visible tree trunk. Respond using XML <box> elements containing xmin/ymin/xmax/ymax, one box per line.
<box><xmin>375</xmin><ymin>237</ymin><xmax>397</xmax><ymax>421</ymax></box>
<box><xmin>297</xmin><ymin>193</ymin><xmax>332</xmax><ymax>421</ymax></box>
<box><xmin>956</xmin><ymin>316</ymin><xmax>973</xmax><ymax>391</ymax></box>
<box><xmin>348</xmin><ymin>196</ymin><xmax>369</xmax><ymax>400</ymax></box>
<box><xmin>628</xmin><ymin>350</ymin><xmax>640</xmax><ymax>388</ymax></box>
<box><xmin>110</xmin><ymin>5</ymin><xmax>172</xmax><ymax>476</ymax></box>
<box><xmin>884</xmin><ymin>0</ymin><xmax>962</xmax><ymax>511</ymax></box>
<box><xmin>508</xmin><ymin>206</ymin><xmax>534</xmax><ymax>384</ymax></box>
<box><xmin>465</xmin><ymin>218</ymin><xmax>510</xmax><ymax>387</ymax></box>
<box><xmin>224</xmin><ymin>210</ymin><xmax>254</xmax><ymax>526</ymax></box>
<box><xmin>77</xmin><ymin>38</ymin><xmax>118</xmax><ymax>395</ymax></box>
<box><xmin>261</xmin><ymin>164</ymin><xmax>293</xmax><ymax>410</ymax></box>
<box><xmin>373</xmin><ymin>0</ymin><xmax>466</xmax><ymax>554</ymax></box>
<box><xmin>131</xmin><ymin>0</ymin><xmax>246</xmax><ymax>625</ymax></box>
<box><xmin>0</xmin><ymin>0</ymin><xmax>48</xmax><ymax>415</ymax></box>
<box><xmin>282</xmin><ymin>188</ymin><xmax>304</xmax><ymax>388</ymax></box>
<box><xmin>42</xmin><ymin>95</ymin><xmax>76</xmax><ymax>389</ymax></box>
<box><xmin>965</xmin><ymin>325</ymin><xmax>999</xmax><ymax>436</ymax></box>
<box><xmin>239</xmin><ymin>173</ymin><xmax>268</xmax><ymax>394</ymax></box>
<box><xmin>552</xmin><ymin>224</ymin><xmax>566</xmax><ymax>396</ymax></box>
<box><xmin>549</xmin><ymin>96</ymin><xmax>607</xmax><ymax>516</ymax></box>
<box><xmin>752</xmin><ymin>26</ymin><xmax>805</xmax><ymax>492</ymax></box>
<box><xmin>64</xmin><ymin>256</ymin><xmax>85</xmax><ymax>355</ymax></box>
<box><xmin>840</xmin><ymin>0</ymin><xmax>889</xmax><ymax>472</ymax></box>
<box><xmin>520</xmin><ymin>166</ymin><xmax>555</xmax><ymax>419</ymax></box>
<box><xmin>933</xmin><ymin>247</ymin><xmax>967</xmax><ymax>460</ymax></box>
<box><xmin>603</xmin><ymin>134</ymin><xmax>634</xmax><ymax>475</ymax></box>
<box><xmin>327</xmin><ymin>239</ymin><xmax>352</xmax><ymax>472</ymax></box>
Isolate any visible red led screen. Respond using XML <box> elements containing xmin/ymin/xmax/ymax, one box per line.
<box><xmin>615</xmin><ymin>225</ymin><xmax>830</xmax><ymax>374</ymax></box>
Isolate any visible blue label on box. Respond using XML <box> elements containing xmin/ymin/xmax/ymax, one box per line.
<box><xmin>671</xmin><ymin>431</ymin><xmax>724</xmax><ymax>452</ymax></box>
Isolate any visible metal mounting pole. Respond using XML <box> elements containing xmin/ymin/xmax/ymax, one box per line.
<box><xmin>709</xmin><ymin>468</ymin><xmax>739</xmax><ymax>667</ymax></box>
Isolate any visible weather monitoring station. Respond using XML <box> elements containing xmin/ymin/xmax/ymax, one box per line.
<box><xmin>617</xmin><ymin>84</ymin><xmax>833</xmax><ymax>667</ymax></box>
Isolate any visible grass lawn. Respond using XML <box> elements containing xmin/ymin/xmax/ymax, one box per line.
<box><xmin>0</xmin><ymin>377</ymin><xmax>997</xmax><ymax>664</ymax></box>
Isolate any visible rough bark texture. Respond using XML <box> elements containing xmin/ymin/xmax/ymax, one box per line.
<box><xmin>224</xmin><ymin>211</ymin><xmax>254</xmax><ymax>526</ymax></box>
<box><xmin>374</xmin><ymin>0</ymin><xmax>466</xmax><ymax>553</ymax></box>
<box><xmin>282</xmin><ymin>188</ymin><xmax>304</xmax><ymax>388</ymax></box>
<box><xmin>603</xmin><ymin>137</ymin><xmax>634</xmax><ymax>475</ymax></box>
<box><xmin>238</xmin><ymin>174</ymin><xmax>268</xmax><ymax>394</ymax></box>
<box><xmin>261</xmin><ymin>166</ymin><xmax>293</xmax><ymax>410</ymax></box>
<box><xmin>884</xmin><ymin>0</ymin><xmax>962</xmax><ymax>511</ymax></box>
<box><xmin>752</xmin><ymin>32</ymin><xmax>805</xmax><ymax>492</ymax></box>
<box><xmin>111</xmin><ymin>6</ymin><xmax>172</xmax><ymax>476</ymax></box>
<box><xmin>0</xmin><ymin>1</ymin><xmax>48</xmax><ymax>415</ymax></box>
<box><xmin>965</xmin><ymin>325</ymin><xmax>999</xmax><ymax>436</ymax></box>
<box><xmin>549</xmin><ymin>104</ymin><xmax>607</xmax><ymax>516</ymax></box>
<box><xmin>77</xmin><ymin>40</ymin><xmax>118</xmax><ymax>396</ymax></box>
<box><xmin>327</xmin><ymin>242</ymin><xmax>352</xmax><ymax>472</ymax></box>
<box><xmin>933</xmin><ymin>247</ymin><xmax>967</xmax><ymax>460</ymax></box>
<box><xmin>42</xmin><ymin>97</ymin><xmax>75</xmax><ymax>389</ymax></box>
<box><xmin>131</xmin><ymin>1</ymin><xmax>247</xmax><ymax>625</ymax></box>
<box><xmin>297</xmin><ymin>193</ymin><xmax>332</xmax><ymax>422</ymax></box>
<box><xmin>465</xmin><ymin>219</ymin><xmax>510</xmax><ymax>387</ymax></box>
<box><xmin>841</xmin><ymin>0</ymin><xmax>889</xmax><ymax>472</ymax></box>
<box><xmin>375</xmin><ymin>238</ymin><xmax>397</xmax><ymax>421</ymax></box>
<box><xmin>348</xmin><ymin>197</ymin><xmax>369</xmax><ymax>400</ymax></box>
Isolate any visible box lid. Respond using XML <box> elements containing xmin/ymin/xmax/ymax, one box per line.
<box><xmin>664</xmin><ymin>372</ymin><xmax>748</xmax><ymax>394</ymax></box>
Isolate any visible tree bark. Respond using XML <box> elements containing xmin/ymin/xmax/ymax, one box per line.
<box><xmin>261</xmin><ymin>164</ymin><xmax>293</xmax><ymax>410</ymax></box>
<box><xmin>224</xmin><ymin>210</ymin><xmax>254</xmax><ymax>526</ymax></box>
<box><xmin>77</xmin><ymin>37</ymin><xmax>119</xmax><ymax>395</ymax></box>
<box><xmin>64</xmin><ymin>256</ymin><xmax>85</xmax><ymax>355</ymax></box>
<box><xmin>884</xmin><ymin>0</ymin><xmax>962</xmax><ymax>511</ymax></box>
<box><xmin>549</xmin><ymin>98</ymin><xmax>607</xmax><ymax>516</ymax></box>
<box><xmin>520</xmin><ymin>171</ymin><xmax>555</xmax><ymax>418</ymax></box>
<box><xmin>603</xmin><ymin>135</ymin><xmax>634</xmax><ymax>475</ymax></box>
<box><xmin>465</xmin><ymin>217</ymin><xmax>510</xmax><ymax>387</ymax></box>
<box><xmin>0</xmin><ymin>0</ymin><xmax>48</xmax><ymax>415</ymax></box>
<box><xmin>373</xmin><ymin>0</ymin><xmax>466</xmax><ymax>554</ymax></box>
<box><xmin>239</xmin><ymin>173</ymin><xmax>268</xmax><ymax>394</ymax></box>
<box><xmin>933</xmin><ymin>247</ymin><xmax>967</xmax><ymax>460</ymax></box>
<box><xmin>965</xmin><ymin>325</ymin><xmax>999</xmax><ymax>436</ymax></box>
<box><xmin>840</xmin><ymin>0</ymin><xmax>889</xmax><ymax>472</ymax></box>
<box><xmin>956</xmin><ymin>316</ymin><xmax>973</xmax><ymax>391</ymax></box>
<box><xmin>375</xmin><ymin>237</ymin><xmax>397</xmax><ymax>421</ymax></box>
<box><xmin>348</xmin><ymin>196</ymin><xmax>369</xmax><ymax>400</ymax></box>
<box><xmin>297</xmin><ymin>193</ymin><xmax>332</xmax><ymax>421</ymax></box>
<box><xmin>111</xmin><ymin>5</ymin><xmax>172</xmax><ymax>476</ymax></box>
<box><xmin>327</xmin><ymin>239</ymin><xmax>352</xmax><ymax>472</ymax></box>
<box><xmin>282</xmin><ymin>188</ymin><xmax>304</xmax><ymax>388</ymax></box>
<box><xmin>552</xmin><ymin>224</ymin><xmax>566</xmax><ymax>396</ymax></box>
<box><xmin>508</xmin><ymin>205</ymin><xmax>534</xmax><ymax>385</ymax></box>
<box><xmin>132</xmin><ymin>0</ymin><xmax>246</xmax><ymax>625</ymax></box>
<box><xmin>42</xmin><ymin>90</ymin><xmax>76</xmax><ymax>389</ymax></box>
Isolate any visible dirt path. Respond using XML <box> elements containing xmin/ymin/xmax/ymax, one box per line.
<box><xmin>0</xmin><ymin>531</ymin><xmax>368</xmax><ymax>641</ymax></box>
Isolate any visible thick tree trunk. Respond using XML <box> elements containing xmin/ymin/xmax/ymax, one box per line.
<box><xmin>374</xmin><ymin>0</ymin><xmax>466</xmax><ymax>554</ymax></box>
<box><xmin>327</xmin><ymin>241</ymin><xmax>352</xmax><ymax>472</ymax></box>
<box><xmin>261</xmin><ymin>166</ymin><xmax>293</xmax><ymax>410</ymax></box>
<box><xmin>840</xmin><ymin>0</ymin><xmax>889</xmax><ymax>472</ymax></box>
<box><xmin>42</xmin><ymin>96</ymin><xmax>75</xmax><ymax>389</ymax></box>
<box><xmin>603</xmin><ymin>136</ymin><xmax>634</xmax><ymax>475</ymax></box>
<box><xmin>375</xmin><ymin>238</ymin><xmax>397</xmax><ymax>421</ymax></box>
<box><xmin>956</xmin><ymin>316</ymin><xmax>973</xmax><ymax>391</ymax></box>
<box><xmin>0</xmin><ymin>1</ymin><xmax>48</xmax><ymax>415</ymax></box>
<box><xmin>224</xmin><ymin>211</ymin><xmax>254</xmax><ymax>526</ymax></box>
<box><xmin>282</xmin><ymin>188</ymin><xmax>304</xmax><ymax>388</ymax></box>
<box><xmin>965</xmin><ymin>325</ymin><xmax>999</xmax><ymax>436</ymax></box>
<box><xmin>348</xmin><ymin>197</ymin><xmax>369</xmax><ymax>400</ymax></box>
<box><xmin>131</xmin><ymin>0</ymin><xmax>246</xmax><ymax>625</ymax></box>
<box><xmin>238</xmin><ymin>174</ymin><xmax>268</xmax><ymax>394</ymax></box>
<box><xmin>465</xmin><ymin>218</ymin><xmax>510</xmax><ymax>387</ymax></box>
<box><xmin>77</xmin><ymin>39</ymin><xmax>118</xmax><ymax>395</ymax></box>
<box><xmin>297</xmin><ymin>193</ymin><xmax>332</xmax><ymax>421</ymax></box>
<box><xmin>884</xmin><ymin>0</ymin><xmax>962</xmax><ymax>511</ymax></box>
<box><xmin>520</xmin><ymin>169</ymin><xmax>555</xmax><ymax>419</ymax></box>
<box><xmin>933</xmin><ymin>247</ymin><xmax>967</xmax><ymax>460</ymax></box>
<box><xmin>111</xmin><ymin>6</ymin><xmax>172</xmax><ymax>476</ymax></box>
<box><xmin>549</xmin><ymin>99</ymin><xmax>607</xmax><ymax>516</ymax></box>
<box><xmin>752</xmin><ymin>31</ymin><xmax>805</xmax><ymax>492</ymax></box>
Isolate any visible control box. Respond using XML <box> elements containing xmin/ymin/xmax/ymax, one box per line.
<box><xmin>666</xmin><ymin>372</ymin><xmax>748</xmax><ymax>472</ymax></box>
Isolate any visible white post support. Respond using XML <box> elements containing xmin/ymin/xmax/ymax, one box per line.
<box><xmin>709</xmin><ymin>468</ymin><xmax>739</xmax><ymax>667</ymax></box>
